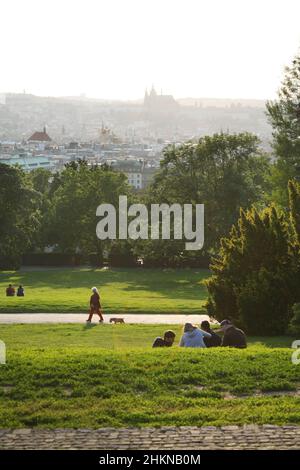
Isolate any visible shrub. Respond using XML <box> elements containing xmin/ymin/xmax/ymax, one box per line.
<box><xmin>237</xmin><ymin>268</ymin><xmax>294</xmax><ymax>335</ymax></box>
<box><xmin>288</xmin><ymin>303</ymin><xmax>300</xmax><ymax>335</ymax></box>
<box><xmin>206</xmin><ymin>182</ymin><xmax>300</xmax><ymax>335</ymax></box>
<box><xmin>88</xmin><ymin>252</ymin><xmax>103</xmax><ymax>267</ymax></box>
<box><xmin>22</xmin><ymin>253</ymin><xmax>83</xmax><ymax>267</ymax></box>
<box><xmin>108</xmin><ymin>242</ymin><xmax>137</xmax><ymax>267</ymax></box>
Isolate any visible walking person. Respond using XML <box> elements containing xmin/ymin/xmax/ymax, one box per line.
<box><xmin>86</xmin><ymin>287</ymin><xmax>104</xmax><ymax>323</ymax></box>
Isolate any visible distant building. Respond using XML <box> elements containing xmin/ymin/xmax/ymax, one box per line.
<box><xmin>110</xmin><ymin>158</ymin><xmax>157</xmax><ymax>190</ymax></box>
<box><xmin>0</xmin><ymin>93</ymin><xmax>6</xmax><ymax>105</ymax></box>
<box><xmin>0</xmin><ymin>153</ymin><xmax>54</xmax><ymax>172</ymax></box>
<box><xmin>144</xmin><ymin>86</ymin><xmax>179</xmax><ymax>114</ymax></box>
<box><xmin>68</xmin><ymin>142</ymin><xmax>80</xmax><ymax>150</ymax></box>
<box><xmin>99</xmin><ymin>123</ymin><xmax>120</xmax><ymax>144</ymax></box>
<box><xmin>28</xmin><ymin>127</ymin><xmax>52</xmax><ymax>150</ymax></box>
<box><xmin>0</xmin><ymin>141</ymin><xmax>16</xmax><ymax>153</ymax></box>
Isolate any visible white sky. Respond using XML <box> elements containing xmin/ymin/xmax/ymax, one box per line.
<box><xmin>1</xmin><ymin>0</ymin><xmax>300</xmax><ymax>100</ymax></box>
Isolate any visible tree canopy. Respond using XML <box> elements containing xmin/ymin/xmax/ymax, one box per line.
<box><xmin>266</xmin><ymin>51</ymin><xmax>300</xmax><ymax>205</ymax></box>
<box><xmin>0</xmin><ymin>163</ymin><xmax>42</xmax><ymax>268</ymax></box>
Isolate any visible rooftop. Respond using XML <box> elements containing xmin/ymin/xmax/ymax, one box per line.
<box><xmin>28</xmin><ymin>128</ymin><xmax>51</xmax><ymax>142</ymax></box>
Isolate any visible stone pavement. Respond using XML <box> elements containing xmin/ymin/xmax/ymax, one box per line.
<box><xmin>0</xmin><ymin>425</ymin><xmax>300</xmax><ymax>450</ymax></box>
<box><xmin>0</xmin><ymin>313</ymin><xmax>209</xmax><ymax>324</ymax></box>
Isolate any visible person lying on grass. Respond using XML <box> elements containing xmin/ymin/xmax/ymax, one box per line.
<box><xmin>86</xmin><ymin>287</ymin><xmax>104</xmax><ymax>323</ymax></box>
<box><xmin>220</xmin><ymin>319</ymin><xmax>247</xmax><ymax>349</ymax></box>
<box><xmin>152</xmin><ymin>330</ymin><xmax>176</xmax><ymax>347</ymax></box>
<box><xmin>201</xmin><ymin>320</ymin><xmax>222</xmax><ymax>347</ymax></box>
<box><xmin>179</xmin><ymin>323</ymin><xmax>211</xmax><ymax>348</ymax></box>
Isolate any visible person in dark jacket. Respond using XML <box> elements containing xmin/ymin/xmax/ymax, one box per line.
<box><xmin>87</xmin><ymin>287</ymin><xmax>104</xmax><ymax>323</ymax></box>
<box><xmin>6</xmin><ymin>284</ymin><xmax>15</xmax><ymax>296</ymax></box>
<box><xmin>17</xmin><ymin>285</ymin><xmax>24</xmax><ymax>297</ymax></box>
<box><xmin>201</xmin><ymin>320</ymin><xmax>222</xmax><ymax>347</ymax></box>
<box><xmin>152</xmin><ymin>330</ymin><xmax>176</xmax><ymax>348</ymax></box>
<box><xmin>220</xmin><ymin>319</ymin><xmax>247</xmax><ymax>349</ymax></box>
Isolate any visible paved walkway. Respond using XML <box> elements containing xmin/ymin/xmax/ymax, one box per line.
<box><xmin>0</xmin><ymin>425</ymin><xmax>299</xmax><ymax>450</ymax></box>
<box><xmin>0</xmin><ymin>313</ymin><xmax>209</xmax><ymax>324</ymax></box>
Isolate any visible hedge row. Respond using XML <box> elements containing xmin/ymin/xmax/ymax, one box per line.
<box><xmin>20</xmin><ymin>252</ymin><xmax>210</xmax><ymax>269</ymax></box>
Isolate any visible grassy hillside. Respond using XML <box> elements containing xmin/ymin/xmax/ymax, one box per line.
<box><xmin>0</xmin><ymin>324</ymin><xmax>299</xmax><ymax>428</ymax></box>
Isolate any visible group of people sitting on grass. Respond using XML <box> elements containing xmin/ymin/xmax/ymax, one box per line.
<box><xmin>152</xmin><ymin>320</ymin><xmax>247</xmax><ymax>349</ymax></box>
<box><xmin>6</xmin><ymin>284</ymin><xmax>25</xmax><ymax>297</ymax></box>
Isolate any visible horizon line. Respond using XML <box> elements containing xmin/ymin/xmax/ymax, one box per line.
<box><xmin>0</xmin><ymin>91</ymin><xmax>273</xmax><ymax>103</ymax></box>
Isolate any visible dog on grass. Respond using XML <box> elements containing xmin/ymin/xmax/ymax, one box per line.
<box><xmin>109</xmin><ymin>317</ymin><xmax>125</xmax><ymax>324</ymax></box>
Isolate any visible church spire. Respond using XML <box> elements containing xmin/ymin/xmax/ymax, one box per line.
<box><xmin>150</xmin><ymin>84</ymin><xmax>157</xmax><ymax>97</ymax></box>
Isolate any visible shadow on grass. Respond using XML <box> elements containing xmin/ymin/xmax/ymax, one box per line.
<box><xmin>0</xmin><ymin>268</ymin><xmax>210</xmax><ymax>302</ymax></box>
<box><xmin>248</xmin><ymin>336</ymin><xmax>294</xmax><ymax>348</ymax></box>
<box><xmin>83</xmin><ymin>323</ymin><xmax>98</xmax><ymax>331</ymax></box>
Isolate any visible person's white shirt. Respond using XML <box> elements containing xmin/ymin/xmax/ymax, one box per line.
<box><xmin>179</xmin><ymin>328</ymin><xmax>211</xmax><ymax>348</ymax></box>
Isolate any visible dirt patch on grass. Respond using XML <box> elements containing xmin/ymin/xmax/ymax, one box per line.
<box><xmin>223</xmin><ymin>389</ymin><xmax>300</xmax><ymax>399</ymax></box>
<box><xmin>63</xmin><ymin>387</ymin><xmax>73</xmax><ymax>397</ymax></box>
<box><xmin>2</xmin><ymin>385</ymin><xmax>14</xmax><ymax>394</ymax></box>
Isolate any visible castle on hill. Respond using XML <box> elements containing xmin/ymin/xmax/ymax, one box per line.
<box><xmin>144</xmin><ymin>86</ymin><xmax>179</xmax><ymax>113</ymax></box>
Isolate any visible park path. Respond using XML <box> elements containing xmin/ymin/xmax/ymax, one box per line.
<box><xmin>0</xmin><ymin>313</ymin><xmax>209</xmax><ymax>324</ymax></box>
<box><xmin>0</xmin><ymin>425</ymin><xmax>300</xmax><ymax>449</ymax></box>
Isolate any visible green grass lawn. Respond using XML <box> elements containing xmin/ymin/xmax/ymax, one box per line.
<box><xmin>0</xmin><ymin>268</ymin><xmax>209</xmax><ymax>314</ymax></box>
<box><xmin>0</xmin><ymin>324</ymin><xmax>299</xmax><ymax>428</ymax></box>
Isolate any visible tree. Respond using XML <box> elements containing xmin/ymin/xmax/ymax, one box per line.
<box><xmin>146</xmin><ymin>132</ymin><xmax>270</xmax><ymax>261</ymax></box>
<box><xmin>46</xmin><ymin>160</ymin><xmax>131</xmax><ymax>259</ymax></box>
<box><xmin>288</xmin><ymin>180</ymin><xmax>300</xmax><ymax>330</ymax></box>
<box><xmin>289</xmin><ymin>179</ymin><xmax>300</xmax><ymax>244</ymax></box>
<box><xmin>288</xmin><ymin>303</ymin><xmax>300</xmax><ymax>335</ymax></box>
<box><xmin>29</xmin><ymin>168</ymin><xmax>52</xmax><ymax>195</ymax></box>
<box><xmin>0</xmin><ymin>163</ymin><xmax>41</xmax><ymax>268</ymax></box>
<box><xmin>28</xmin><ymin>168</ymin><xmax>53</xmax><ymax>250</ymax></box>
<box><xmin>266</xmin><ymin>51</ymin><xmax>300</xmax><ymax>205</ymax></box>
<box><xmin>206</xmin><ymin>183</ymin><xmax>300</xmax><ymax>335</ymax></box>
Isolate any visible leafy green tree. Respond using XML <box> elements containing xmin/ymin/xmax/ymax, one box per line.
<box><xmin>28</xmin><ymin>168</ymin><xmax>54</xmax><ymax>250</ymax></box>
<box><xmin>288</xmin><ymin>180</ymin><xmax>300</xmax><ymax>333</ymax></box>
<box><xmin>0</xmin><ymin>163</ymin><xmax>41</xmax><ymax>268</ymax></box>
<box><xmin>288</xmin><ymin>303</ymin><xmax>300</xmax><ymax>335</ymax></box>
<box><xmin>144</xmin><ymin>132</ymin><xmax>270</xmax><ymax>264</ymax></box>
<box><xmin>289</xmin><ymin>179</ymin><xmax>300</xmax><ymax>244</ymax></box>
<box><xmin>29</xmin><ymin>168</ymin><xmax>52</xmax><ymax>195</ymax></box>
<box><xmin>266</xmin><ymin>52</ymin><xmax>300</xmax><ymax>205</ymax></box>
<box><xmin>47</xmin><ymin>160</ymin><xmax>131</xmax><ymax>259</ymax></box>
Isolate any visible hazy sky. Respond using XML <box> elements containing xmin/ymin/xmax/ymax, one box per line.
<box><xmin>1</xmin><ymin>0</ymin><xmax>300</xmax><ymax>100</ymax></box>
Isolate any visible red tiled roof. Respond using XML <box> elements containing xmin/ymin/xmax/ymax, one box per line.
<box><xmin>28</xmin><ymin>131</ymin><xmax>51</xmax><ymax>142</ymax></box>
